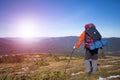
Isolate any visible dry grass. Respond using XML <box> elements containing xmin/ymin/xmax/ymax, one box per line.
<box><xmin>0</xmin><ymin>53</ymin><xmax>120</xmax><ymax>80</ymax></box>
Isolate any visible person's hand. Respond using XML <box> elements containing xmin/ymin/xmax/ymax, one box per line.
<box><xmin>73</xmin><ymin>46</ymin><xmax>76</xmax><ymax>49</ymax></box>
<box><xmin>73</xmin><ymin>43</ymin><xmax>76</xmax><ymax>49</ymax></box>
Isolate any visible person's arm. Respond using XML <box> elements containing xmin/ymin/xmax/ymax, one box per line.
<box><xmin>74</xmin><ymin>31</ymin><xmax>85</xmax><ymax>49</ymax></box>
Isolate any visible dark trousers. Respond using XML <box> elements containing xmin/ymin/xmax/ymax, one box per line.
<box><xmin>85</xmin><ymin>48</ymin><xmax>99</xmax><ymax>60</ymax></box>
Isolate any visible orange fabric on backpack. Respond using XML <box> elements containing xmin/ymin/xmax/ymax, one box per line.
<box><xmin>75</xmin><ymin>31</ymin><xmax>85</xmax><ymax>49</ymax></box>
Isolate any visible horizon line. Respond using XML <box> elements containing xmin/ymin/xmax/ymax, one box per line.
<box><xmin>0</xmin><ymin>36</ymin><xmax>120</xmax><ymax>39</ymax></box>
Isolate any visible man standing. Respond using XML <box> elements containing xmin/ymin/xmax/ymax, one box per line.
<box><xmin>74</xmin><ymin>23</ymin><xmax>101</xmax><ymax>74</ymax></box>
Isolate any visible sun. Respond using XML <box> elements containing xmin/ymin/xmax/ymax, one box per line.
<box><xmin>16</xmin><ymin>19</ymin><xmax>39</xmax><ymax>39</ymax></box>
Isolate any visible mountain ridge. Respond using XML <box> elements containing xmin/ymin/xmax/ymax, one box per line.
<box><xmin>0</xmin><ymin>37</ymin><xmax>120</xmax><ymax>55</ymax></box>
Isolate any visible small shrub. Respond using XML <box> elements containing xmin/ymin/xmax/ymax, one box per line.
<box><xmin>0</xmin><ymin>55</ymin><xmax>24</xmax><ymax>63</ymax></box>
<box><xmin>98</xmin><ymin>49</ymin><xmax>106</xmax><ymax>58</ymax></box>
<box><xmin>53</xmin><ymin>55</ymin><xmax>60</xmax><ymax>62</ymax></box>
<box><xmin>34</xmin><ymin>58</ymin><xmax>49</xmax><ymax>67</ymax></box>
<box><xmin>30</xmin><ymin>70</ymin><xmax>66</xmax><ymax>80</ymax></box>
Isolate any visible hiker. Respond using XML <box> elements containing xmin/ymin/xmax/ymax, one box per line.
<box><xmin>73</xmin><ymin>23</ymin><xmax>101</xmax><ymax>74</ymax></box>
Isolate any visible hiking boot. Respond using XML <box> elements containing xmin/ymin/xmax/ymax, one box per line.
<box><xmin>86</xmin><ymin>71</ymin><xmax>92</xmax><ymax>76</ymax></box>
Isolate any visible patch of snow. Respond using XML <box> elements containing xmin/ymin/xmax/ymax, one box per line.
<box><xmin>118</xmin><ymin>69</ymin><xmax>120</xmax><ymax>71</ymax></box>
<box><xmin>30</xmin><ymin>71</ymin><xmax>34</xmax><ymax>73</ymax></box>
<box><xmin>66</xmin><ymin>68</ymin><xmax>70</xmax><ymax>71</ymax></box>
<box><xmin>0</xmin><ymin>68</ymin><xmax>3</xmax><ymax>70</ymax></box>
<box><xmin>103</xmin><ymin>65</ymin><xmax>111</xmax><ymax>67</ymax></box>
<box><xmin>71</xmin><ymin>71</ymin><xmax>84</xmax><ymax>76</ymax></box>
<box><xmin>107</xmin><ymin>71</ymin><xmax>112</xmax><ymax>73</ymax></box>
<box><xmin>98</xmin><ymin>76</ymin><xmax>106</xmax><ymax>80</ymax></box>
<box><xmin>4</xmin><ymin>55</ymin><xmax>8</xmax><ymax>56</ymax></box>
<box><xmin>15</xmin><ymin>71</ymin><xmax>26</xmax><ymax>74</ymax></box>
<box><xmin>11</xmin><ymin>70</ymin><xmax>34</xmax><ymax>75</ymax></box>
<box><xmin>111</xmin><ymin>60</ymin><xmax>120</xmax><ymax>63</ymax></box>
<box><xmin>107</xmin><ymin>75</ymin><xmax>120</xmax><ymax>79</ymax></box>
<box><xmin>22</xmin><ymin>67</ymin><xmax>29</xmax><ymax>72</ymax></box>
<box><xmin>98</xmin><ymin>75</ymin><xmax>120</xmax><ymax>80</ymax></box>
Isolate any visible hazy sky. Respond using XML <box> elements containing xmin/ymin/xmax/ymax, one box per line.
<box><xmin>0</xmin><ymin>0</ymin><xmax>120</xmax><ymax>38</ymax></box>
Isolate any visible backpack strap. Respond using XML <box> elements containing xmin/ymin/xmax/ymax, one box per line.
<box><xmin>84</xmin><ymin>31</ymin><xmax>93</xmax><ymax>48</ymax></box>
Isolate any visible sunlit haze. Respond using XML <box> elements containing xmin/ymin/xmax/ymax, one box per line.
<box><xmin>0</xmin><ymin>0</ymin><xmax>120</xmax><ymax>38</ymax></box>
<box><xmin>15</xmin><ymin>18</ymin><xmax>40</xmax><ymax>38</ymax></box>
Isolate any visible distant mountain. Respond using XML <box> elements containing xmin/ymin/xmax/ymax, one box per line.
<box><xmin>0</xmin><ymin>37</ymin><xmax>120</xmax><ymax>55</ymax></box>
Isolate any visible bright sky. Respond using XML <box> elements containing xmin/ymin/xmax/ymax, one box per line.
<box><xmin>0</xmin><ymin>0</ymin><xmax>120</xmax><ymax>38</ymax></box>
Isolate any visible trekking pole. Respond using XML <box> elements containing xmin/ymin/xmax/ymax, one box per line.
<box><xmin>64</xmin><ymin>49</ymin><xmax>75</xmax><ymax>74</ymax></box>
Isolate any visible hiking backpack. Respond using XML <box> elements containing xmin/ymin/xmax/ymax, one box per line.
<box><xmin>85</xmin><ymin>24</ymin><xmax>107</xmax><ymax>50</ymax></box>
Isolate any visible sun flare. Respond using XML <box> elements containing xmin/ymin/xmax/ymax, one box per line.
<box><xmin>16</xmin><ymin>19</ymin><xmax>39</xmax><ymax>39</ymax></box>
